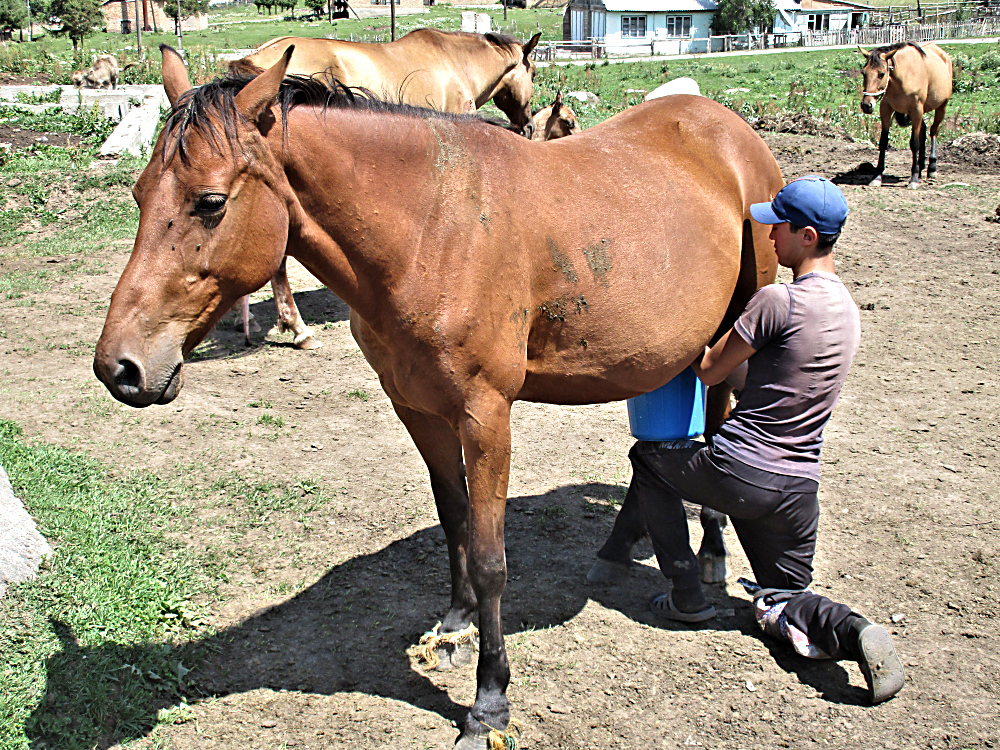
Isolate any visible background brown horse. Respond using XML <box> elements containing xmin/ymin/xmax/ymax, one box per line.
<box><xmin>232</xmin><ymin>29</ymin><xmax>541</xmax><ymax>349</ymax></box>
<box><xmin>93</xmin><ymin>47</ymin><xmax>781</xmax><ymax>749</ymax></box>
<box><xmin>859</xmin><ymin>42</ymin><xmax>952</xmax><ymax>189</ymax></box>
<box><xmin>530</xmin><ymin>91</ymin><xmax>579</xmax><ymax>140</ymax></box>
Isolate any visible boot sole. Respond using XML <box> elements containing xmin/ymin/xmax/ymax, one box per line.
<box><xmin>858</xmin><ymin>624</ymin><xmax>905</xmax><ymax>704</ymax></box>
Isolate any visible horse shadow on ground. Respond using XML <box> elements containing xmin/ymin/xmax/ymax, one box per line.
<box><xmin>190</xmin><ymin>288</ymin><xmax>351</xmax><ymax>361</ymax></box>
<box><xmin>831</xmin><ymin>162</ymin><xmax>905</xmax><ymax>186</ymax></box>
<box><xmin>28</xmin><ymin>482</ymin><xmax>863</xmax><ymax>748</ymax></box>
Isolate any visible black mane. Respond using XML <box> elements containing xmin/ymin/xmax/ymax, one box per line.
<box><xmin>162</xmin><ymin>72</ymin><xmax>491</xmax><ymax>164</ymax></box>
<box><xmin>865</xmin><ymin>41</ymin><xmax>926</xmax><ymax>69</ymax></box>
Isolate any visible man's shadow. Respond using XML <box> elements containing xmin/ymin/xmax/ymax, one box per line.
<box><xmin>27</xmin><ymin>483</ymin><xmax>862</xmax><ymax>749</ymax></box>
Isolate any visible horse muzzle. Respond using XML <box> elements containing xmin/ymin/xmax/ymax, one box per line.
<box><xmin>860</xmin><ymin>98</ymin><xmax>874</xmax><ymax>115</ymax></box>
<box><xmin>93</xmin><ymin>345</ymin><xmax>184</xmax><ymax>407</ymax></box>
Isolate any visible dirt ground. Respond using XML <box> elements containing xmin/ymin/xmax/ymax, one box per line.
<box><xmin>1</xmin><ymin>129</ymin><xmax>999</xmax><ymax>750</ymax></box>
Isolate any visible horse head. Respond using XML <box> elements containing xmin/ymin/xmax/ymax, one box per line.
<box><xmin>490</xmin><ymin>32</ymin><xmax>540</xmax><ymax>138</ymax></box>
<box><xmin>858</xmin><ymin>45</ymin><xmax>897</xmax><ymax>115</ymax></box>
<box><xmin>93</xmin><ymin>45</ymin><xmax>295</xmax><ymax>407</ymax></box>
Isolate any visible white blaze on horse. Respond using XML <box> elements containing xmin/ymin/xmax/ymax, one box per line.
<box><xmin>858</xmin><ymin>42</ymin><xmax>952</xmax><ymax>189</ymax></box>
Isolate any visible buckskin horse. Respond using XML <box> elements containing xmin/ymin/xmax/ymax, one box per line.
<box><xmin>232</xmin><ymin>29</ymin><xmax>541</xmax><ymax>349</ymax></box>
<box><xmin>93</xmin><ymin>46</ymin><xmax>781</xmax><ymax>749</ymax></box>
<box><xmin>530</xmin><ymin>91</ymin><xmax>580</xmax><ymax>141</ymax></box>
<box><xmin>858</xmin><ymin>41</ymin><xmax>953</xmax><ymax>189</ymax></box>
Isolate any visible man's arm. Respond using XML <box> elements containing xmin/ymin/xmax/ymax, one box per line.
<box><xmin>690</xmin><ymin>329</ymin><xmax>756</xmax><ymax>387</ymax></box>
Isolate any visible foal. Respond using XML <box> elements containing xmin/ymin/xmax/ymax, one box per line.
<box><xmin>859</xmin><ymin>42</ymin><xmax>952</xmax><ymax>189</ymax></box>
<box><xmin>530</xmin><ymin>92</ymin><xmax>580</xmax><ymax>141</ymax></box>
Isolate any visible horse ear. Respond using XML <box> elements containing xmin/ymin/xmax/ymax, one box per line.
<box><xmin>884</xmin><ymin>47</ymin><xmax>901</xmax><ymax>61</ymax></box>
<box><xmin>857</xmin><ymin>45</ymin><xmax>870</xmax><ymax>57</ymax></box>
<box><xmin>554</xmin><ymin>91</ymin><xmax>564</xmax><ymax>105</ymax></box>
<box><xmin>160</xmin><ymin>44</ymin><xmax>191</xmax><ymax>107</ymax></box>
<box><xmin>523</xmin><ymin>32</ymin><xmax>541</xmax><ymax>60</ymax></box>
<box><xmin>234</xmin><ymin>44</ymin><xmax>294</xmax><ymax>122</ymax></box>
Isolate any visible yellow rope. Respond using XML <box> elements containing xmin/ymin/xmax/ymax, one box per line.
<box><xmin>408</xmin><ymin>621</ymin><xmax>478</xmax><ymax>670</ymax></box>
<box><xmin>485</xmin><ymin>720</ymin><xmax>521</xmax><ymax>750</ymax></box>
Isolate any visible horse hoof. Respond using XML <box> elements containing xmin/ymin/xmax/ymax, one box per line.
<box><xmin>868</xmin><ymin>176</ymin><xmax>882</xmax><ymax>187</ymax></box>
<box><xmin>908</xmin><ymin>180</ymin><xmax>920</xmax><ymax>190</ymax></box>
<box><xmin>293</xmin><ymin>334</ymin><xmax>323</xmax><ymax>350</ymax></box>
<box><xmin>434</xmin><ymin>638</ymin><xmax>478</xmax><ymax>671</ymax></box>
<box><xmin>698</xmin><ymin>553</ymin><xmax>728</xmax><ymax>584</ymax></box>
<box><xmin>453</xmin><ymin>731</ymin><xmax>488</xmax><ymax>750</ymax></box>
<box><xmin>587</xmin><ymin>557</ymin><xmax>630</xmax><ymax>584</ymax></box>
<box><xmin>248</xmin><ymin>318</ymin><xmax>262</xmax><ymax>334</ymax></box>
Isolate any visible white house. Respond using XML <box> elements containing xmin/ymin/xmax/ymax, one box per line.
<box><xmin>773</xmin><ymin>0</ymin><xmax>871</xmax><ymax>35</ymax></box>
<box><xmin>564</xmin><ymin>0</ymin><xmax>717</xmax><ymax>54</ymax></box>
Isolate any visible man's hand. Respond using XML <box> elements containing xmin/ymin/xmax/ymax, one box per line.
<box><xmin>690</xmin><ymin>329</ymin><xmax>756</xmax><ymax>387</ymax></box>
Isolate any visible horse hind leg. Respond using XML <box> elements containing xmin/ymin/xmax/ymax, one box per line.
<box><xmin>697</xmin><ymin>506</ymin><xmax>729</xmax><ymax>583</ymax></box>
<box><xmin>928</xmin><ymin>104</ymin><xmax>947</xmax><ymax>179</ymax></box>
<box><xmin>271</xmin><ymin>256</ymin><xmax>322</xmax><ymax>350</ymax></box>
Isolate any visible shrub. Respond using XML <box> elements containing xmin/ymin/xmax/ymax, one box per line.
<box><xmin>746</xmin><ymin>60</ymin><xmax>761</xmax><ymax>73</ymax></box>
<box><xmin>978</xmin><ymin>50</ymin><xmax>1000</xmax><ymax>71</ymax></box>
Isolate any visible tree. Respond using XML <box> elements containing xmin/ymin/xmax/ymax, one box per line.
<box><xmin>303</xmin><ymin>0</ymin><xmax>325</xmax><ymax>18</ymax></box>
<box><xmin>0</xmin><ymin>0</ymin><xmax>28</xmax><ymax>34</ymax></box>
<box><xmin>163</xmin><ymin>0</ymin><xmax>208</xmax><ymax>32</ymax></box>
<box><xmin>50</xmin><ymin>0</ymin><xmax>102</xmax><ymax>49</ymax></box>
<box><xmin>712</xmin><ymin>0</ymin><xmax>776</xmax><ymax>35</ymax></box>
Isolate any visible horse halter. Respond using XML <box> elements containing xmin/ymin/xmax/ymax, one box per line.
<box><xmin>863</xmin><ymin>58</ymin><xmax>894</xmax><ymax>98</ymax></box>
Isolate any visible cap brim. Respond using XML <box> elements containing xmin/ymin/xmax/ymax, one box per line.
<box><xmin>750</xmin><ymin>201</ymin><xmax>782</xmax><ymax>225</ymax></box>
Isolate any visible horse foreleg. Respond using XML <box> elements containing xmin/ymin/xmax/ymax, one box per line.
<box><xmin>870</xmin><ymin>101</ymin><xmax>893</xmax><ymax>187</ymax></box>
<box><xmin>697</xmin><ymin>383</ymin><xmax>733</xmax><ymax>583</ymax></box>
<box><xmin>928</xmin><ymin>104</ymin><xmax>947</xmax><ymax>179</ymax></box>
<box><xmin>455</xmin><ymin>393</ymin><xmax>513</xmax><ymax>748</ymax></box>
<box><xmin>908</xmin><ymin>104</ymin><xmax>926</xmax><ymax>189</ymax></box>
<box><xmin>392</xmin><ymin>404</ymin><xmax>478</xmax><ymax>669</ymax></box>
<box><xmin>271</xmin><ymin>256</ymin><xmax>322</xmax><ymax>350</ymax></box>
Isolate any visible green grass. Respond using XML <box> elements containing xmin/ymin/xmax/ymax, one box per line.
<box><xmin>534</xmin><ymin>42</ymin><xmax>1000</xmax><ymax>145</ymax></box>
<box><xmin>0</xmin><ymin>420</ymin><xmax>207</xmax><ymax>750</ymax></box>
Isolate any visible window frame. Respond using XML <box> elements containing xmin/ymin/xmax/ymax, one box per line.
<box><xmin>664</xmin><ymin>15</ymin><xmax>692</xmax><ymax>37</ymax></box>
<box><xmin>621</xmin><ymin>15</ymin><xmax>648</xmax><ymax>38</ymax></box>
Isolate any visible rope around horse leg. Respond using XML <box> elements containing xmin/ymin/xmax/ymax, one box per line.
<box><xmin>485</xmin><ymin>720</ymin><xmax>522</xmax><ymax>750</ymax></box>
<box><xmin>408</xmin><ymin>621</ymin><xmax>479</xmax><ymax>669</ymax></box>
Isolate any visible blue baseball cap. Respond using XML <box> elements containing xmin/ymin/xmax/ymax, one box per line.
<box><xmin>750</xmin><ymin>176</ymin><xmax>849</xmax><ymax>234</ymax></box>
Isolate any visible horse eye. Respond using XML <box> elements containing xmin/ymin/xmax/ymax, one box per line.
<box><xmin>194</xmin><ymin>194</ymin><xmax>227</xmax><ymax>215</ymax></box>
<box><xmin>878</xmin><ymin>72</ymin><xmax>885</xmax><ymax>78</ymax></box>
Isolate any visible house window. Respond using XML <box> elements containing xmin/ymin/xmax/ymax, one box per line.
<box><xmin>665</xmin><ymin>15</ymin><xmax>691</xmax><ymax>37</ymax></box>
<box><xmin>807</xmin><ymin>13</ymin><xmax>829</xmax><ymax>31</ymax></box>
<box><xmin>571</xmin><ymin>8</ymin><xmax>585</xmax><ymax>40</ymax></box>
<box><xmin>621</xmin><ymin>15</ymin><xmax>647</xmax><ymax>37</ymax></box>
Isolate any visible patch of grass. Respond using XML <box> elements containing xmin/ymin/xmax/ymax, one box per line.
<box><xmin>0</xmin><ymin>420</ymin><xmax>207</xmax><ymax>750</ymax></box>
<box><xmin>209</xmin><ymin>473</ymin><xmax>328</xmax><ymax>526</ymax></box>
<box><xmin>255</xmin><ymin>412</ymin><xmax>284</xmax><ymax>428</ymax></box>
<box><xmin>346</xmin><ymin>389</ymin><xmax>369</xmax><ymax>402</ymax></box>
<box><xmin>247</xmin><ymin>399</ymin><xmax>274</xmax><ymax>408</ymax></box>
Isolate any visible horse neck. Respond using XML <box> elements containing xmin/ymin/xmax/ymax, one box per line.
<box><xmin>278</xmin><ymin>107</ymin><xmax>444</xmax><ymax>321</ymax></box>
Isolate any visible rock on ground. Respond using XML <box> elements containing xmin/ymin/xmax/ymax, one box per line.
<box><xmin>0</xmin><ymin>464</ymin><xmax>52</xmax><ymax>598</ymax></box>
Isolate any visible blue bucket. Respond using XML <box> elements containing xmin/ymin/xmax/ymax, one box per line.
<box><xmin>626</xmin><ymin>368</ymin><xmax>707</xmax><ymax>441</ymax></box>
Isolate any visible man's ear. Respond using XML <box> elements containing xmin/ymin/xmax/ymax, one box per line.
<box><xmin>801</xmin><ymin>225</ymin><xmax>819</xmax><ymax>246</ymax></box>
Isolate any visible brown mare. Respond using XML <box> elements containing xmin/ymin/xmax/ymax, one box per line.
<box><xmin>530</xmin><ymin>91</ymin><xmax>580</xmax><ymax>140</ymax></box>
<box><xmin>93</xmin><ymin>46</ymin><xmax>781</xmax><ymax>749</ymax></box>
<box><xmin>232</xmin><ymin>29</ymin><xmax>541</xmax><ymax>349</ymax></box>
<box><xmin>859</xmin><ymin>42</ymin><xmax>952</xmax><ymax>189</ymax></box>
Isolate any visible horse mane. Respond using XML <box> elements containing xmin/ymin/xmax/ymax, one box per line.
<box><xmin>162</xmin><ymin>72</ymin><xmax>502</xmax><ymax>164</ymax></box>
<box><xmin>865</xmin><ymin>41</ymin><xmax>926</xmax><ymax>68</ymax></box>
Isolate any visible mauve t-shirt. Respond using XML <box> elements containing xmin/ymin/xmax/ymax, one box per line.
<box><xmin>712</xmin><ymin>272</ymin><xmax>861</xmax><ymax>481</ymax></box>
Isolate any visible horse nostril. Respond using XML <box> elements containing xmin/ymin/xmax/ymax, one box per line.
<box><xmin>115</xmin><ymin>357</ymin><xmax>143</xmax><ymax>393</ymax></box>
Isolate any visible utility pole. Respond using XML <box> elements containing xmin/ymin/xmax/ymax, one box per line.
<box><xmin>25</xmin><ymin>0</ymin><xmax>31</xmax><ymax>41</ymax></box>
<box><xmin>503</xmin><ymin>0</ymin><xmax>507</xmax><ymax>21</ymax></box>
<box><xmin>390</xmin><ymin>0</ymin><xmax>395</xmax><ymax>40</ymax></box>
<box><xmin>177</xmin><ymin>0</ymin><xmax>183</xmax><ymax>49</ymax></box>
<box><xmin>134</xmin><ymin>0</ymin><xmax>142</xmax><ymax>55</ymax></box>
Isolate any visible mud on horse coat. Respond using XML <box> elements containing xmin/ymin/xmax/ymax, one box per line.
<box><xmin>230</xmin><ymin>29</ymin><xmax>542</xmax><ymax>349</ymax></box>
<box><xmin>93</xmin><ymin>46</ymin><xmax>781</xmax><ymax>749</ymax></box>
<box><xmin>859</xmin><ymin>42</ymin><xmax>953</xmax><ymax>189</ymax></box>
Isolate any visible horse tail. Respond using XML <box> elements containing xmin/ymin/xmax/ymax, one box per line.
<box><xmin>894</xmin><ymin>111</ymin><xmax>911</xmax><ymax>128</ymax></box>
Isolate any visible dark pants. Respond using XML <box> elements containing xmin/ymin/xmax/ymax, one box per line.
<box><xmin>628</xmin><ymin>439</ymin><xmax>860</xmax><ymax>660</ymax></box>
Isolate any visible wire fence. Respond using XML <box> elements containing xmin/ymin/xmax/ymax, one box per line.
<box><xmin>539</xmin><ymin>19</ymin><xmax>1000</xmax><ymax>60</ymax></box>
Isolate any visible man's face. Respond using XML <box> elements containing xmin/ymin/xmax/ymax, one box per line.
<box><xmin>769</xmin><ymin>221</ymin><xmax>809</xmax><ymax>269</ymax></box>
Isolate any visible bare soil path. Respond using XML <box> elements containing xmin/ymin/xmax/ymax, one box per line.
<box><xmin>1</xmin><ymin>130</ymin><xmax>998</xmax><ymax>749</ymax></box>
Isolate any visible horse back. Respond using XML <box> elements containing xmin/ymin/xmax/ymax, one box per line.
<box><xmin>921</xmin><ymin>43</ymin><xmax>953</xmax><ymax>106</ymax></box>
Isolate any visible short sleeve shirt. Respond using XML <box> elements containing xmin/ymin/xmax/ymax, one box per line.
<box><xmin>712</xmin><ymin>272</ymin><xmax>861</xmax><ymax>481</ymax></box>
